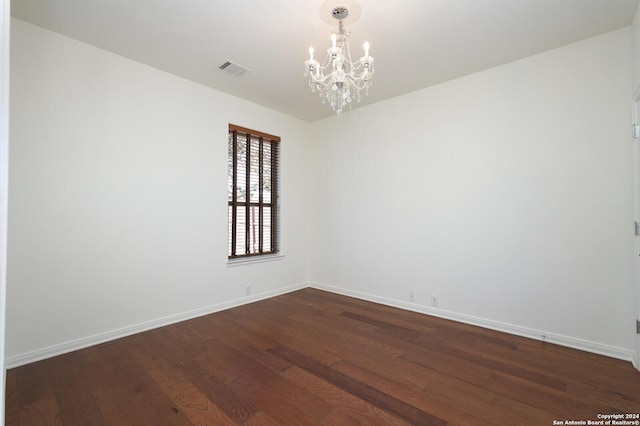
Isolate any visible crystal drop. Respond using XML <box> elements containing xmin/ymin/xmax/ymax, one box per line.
<box><xmin>337</xmin><ymin>108</ymin><xmax>342</xmax><ymax>115</ymax></box>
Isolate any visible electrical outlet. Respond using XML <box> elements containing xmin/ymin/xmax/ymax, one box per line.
<box><xmin>246</xmin><ymin>286</ymin><xmax>251</xmax><ymax>296</ymax></box>
<box><xmin>409</xmin><ymin>291</ymin><xmax>415</xmax><ymax>302</ymax></box>
<box><xmin>431</xmin><ymin>295</ymin><xmax>439</xmax><ymax>307</ymax></box>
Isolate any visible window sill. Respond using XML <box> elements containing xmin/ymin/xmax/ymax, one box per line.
<box><xmin>227</xmin><ymin>253</ymin><xmax>284</xmax><ymax>267</ymax></box>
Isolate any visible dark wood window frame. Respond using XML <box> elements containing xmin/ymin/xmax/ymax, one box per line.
<box><xmin>228</xmin><ymin>124</ymin><xmax>280</xmax><ymax>259</ymax></box>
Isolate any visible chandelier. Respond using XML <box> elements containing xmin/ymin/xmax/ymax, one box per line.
<box><xmin>304</xmin><ymin>6</ymin><xmax>374</xmax><ymax>115</ymax></box>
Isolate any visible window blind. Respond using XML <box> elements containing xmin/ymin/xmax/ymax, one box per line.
<box><xmin>228</xmin><ymin>124</ymin><xmax>280</xmax><ymax>259</ymax></box>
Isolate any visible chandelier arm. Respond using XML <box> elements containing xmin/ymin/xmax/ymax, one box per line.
<box><xmin>312</xmin><ymin>69</ymin><xmax>338</xmax><ymax>84</ymax></box>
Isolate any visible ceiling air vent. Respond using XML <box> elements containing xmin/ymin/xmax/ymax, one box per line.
<box><xmin>218</xmin><ymin>60</ymin><xmax>250</xmax><ymax>78</ymax></box>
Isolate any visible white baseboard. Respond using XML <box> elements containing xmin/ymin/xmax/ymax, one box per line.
<box><xmin>5</xmin><ymin>282</ymin><xmax>308</xmax><ymax>369</ymax></box>
<box><xmin>310</xmin><ymin>282</ymin><xmax>636</xmax><ymax>363</ymax></box>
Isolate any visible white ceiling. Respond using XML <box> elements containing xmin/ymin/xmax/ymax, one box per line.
<box><xmin>11</xmin><ymin>0</ymin><xmax>640</xmax><ymax>122</ymax></box>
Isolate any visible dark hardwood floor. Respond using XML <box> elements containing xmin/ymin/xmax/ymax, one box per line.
<box><xmin>6</xmin><ymin>288</ymin><xmax>640</xmax><ymax>425</ymax></box>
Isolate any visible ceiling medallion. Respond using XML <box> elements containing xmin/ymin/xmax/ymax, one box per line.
<box><xmin>304</xmin><ymin>6</ymin><xmax>375</xmax><ymax>115</ymax></box>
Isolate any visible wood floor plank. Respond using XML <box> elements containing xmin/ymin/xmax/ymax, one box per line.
<box><xmin>181</xmin><ymin>356</ymin><xmax>260</xmax><ymax>423</ymax></box>
<box><xmin>397</xmin><ymin>338</ymin><xmax>495</xmax><ymax>384</ymax></box>
<box><xmin>163</xmin><ymin>381</ymin><xmax>237</xmax><ymax>425</ymax></box>
<box><xmin>305</xmin><ymin>311</ymin><xmax>499</xmax><ymax>412</ymax></box>
<box><xmin>47</xmin><ymin>353</ymin><xmax>105</xmax><ymax>426</ymax></box>
<box><xmin>129</xmin><ymin>344</ymin><xmax>237</xmax><ymax>424</ymax></box>
<box><xmin>332</xmin><ymin>359</ymin><xmax>489</xmax><ymax>426</ymax></box>
<box><xmin>84</xmin><ymin>348</ymin><xmax>186</xmax><ymax>425</ymax></box>
<box><xmin>203</xmin><ymin>311</ymin><xmax>280</xmax><ymax>352</ymax></box>
<box><xmin>229</xmin><ymin>373</ymin><xmax>324</xmax><ymax>425</ymax></box>
<box><xmin>389</xmin><ymin>323</ymin><xmax>569</xmax><ymax>391</ymax></box>
<box><xmin>268</xmin><ymin>344</ymin><xmax>448</xmax><ymax>425</ymax></box>
<box><xmin>285</xmin><ymin>312</ymin><xmax>406</xmax><ymax>369</ymax></box>
<box><xmin>483</xmin><ymin>369</ymin><xmax>617</xmax><ymax>419</ymax></box>
<box><xmin>215</xmin><ymin>343</ymin><xmax>335</xmax><ymax>423</ymax></box>
<box><xmin>4</xmin><ymin>368</ymin><xmax>19</xmax><ymax>425</ymax></box>
<box><xmin>13</xmin><ymin>392</ymin><xmax>62</xmax><ymax>426</ymax></box>
<box><xmin>566</xmin><ymin>380</ymin><xmax>640</xmax><ymax>414</ymax></box>
<box><xmin>129</xmin><ymin>344</ymin><xmax>186</xmax><ymax>390</ymax></box>
<box><xmin>223</xmin><ymin>306</ymin><xmax>345</xmax><ymax>367</ymax></box>
<box><xmin>516</xmin><ymin>342</ymin><xmax>640</xmax><ymax>397</ymax></box>
<box><xmin>441</xmin><ymin>341</ymin><xmax>568</xmax><ymax>392</ymax></box>
<box><xmin>282</xmin><ymin>366</ymin><xmax>411</xmax><ymax>426</ymax></box>
<box><xmin>9</xmin><ymin>358</ymin><xmax>54</xmax><ymax>409</ymax></box>
<box><xmin>6</xmin><ymin>288</ymin><xmax>640</xmax><ymax>425</ymax></box>
<box><xmin>488</xmin><ymin>395</ymin><xmax>557</xmax><ymax>425</ymax></box>
<box><xmin>243</xmin><ymin>410</ymin><xmax>282</xmax><ymax>426</ymax></box>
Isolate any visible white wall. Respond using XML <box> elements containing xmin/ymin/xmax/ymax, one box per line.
<box><xmin>633</xmin><ymin>5</ymin><xmax>640</xmax><ymax>91</ymax></box>
<box><xmin>7</xmin><ymin>19</ymin><xmax>313</xmax><ymax>366</ymax></box>
<box><xmin>310</xmin><ymin>28</ymin><xmax>636</xmax><ymax>360</ymax></box>
<box><xmin>0</xmin><ymin>0</ymin><xmax>9</xmax><ymax>421</ymax></box>
<box><xmin>631</xmin><ymin>2</ymin><xmax>640</xmax><ymax>370</ymax></box>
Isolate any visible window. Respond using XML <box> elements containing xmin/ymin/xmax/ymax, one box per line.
<box><xmin>228</xmin><ymin>124</ymin><xmax>280</xmax><ymax>259</ymax></box>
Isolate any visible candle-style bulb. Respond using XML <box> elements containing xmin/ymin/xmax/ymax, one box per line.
<box><xmin>363</xmin><ymin>41</ymin><xmax>370</xmax><ymax>59</ymax></box>
<box><xmin>331</xmin><ymin>33</ymin><xmax>337</xmax><ymax>49</ymax></box>
<box><xmin>309</xmin><ymin>47</ymin><xmax>314</xmax><ymax>61</ymax></box>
